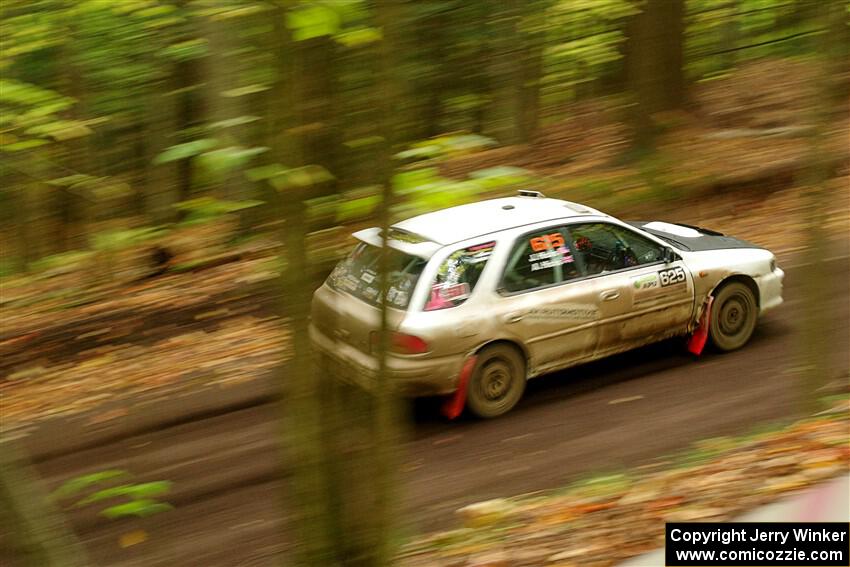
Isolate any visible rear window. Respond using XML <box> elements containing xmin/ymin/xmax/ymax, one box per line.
<box><xmin>327</xmin><ymin>242</ymin><xmax>427</xmax><ymax>310</ymax></box>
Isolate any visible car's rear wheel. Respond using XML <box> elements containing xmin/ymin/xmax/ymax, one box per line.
<box><xmin>709</xmin><ymin>281</ymin><xmax>758</xmax><ymax>352</ymax></box>
<box><xmin>466</xmin><ymin>344</ymin><xmax>526</xmax><ymax>418</ymax></box>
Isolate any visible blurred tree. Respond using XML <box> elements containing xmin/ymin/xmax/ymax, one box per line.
<box><xmin>625</xmin><ymin>0</ymin><xmax>685</xmax><ymax>152</ymax></box>
<box><xmin>798</xmin><ymin>0</ymin><xmax>847</xmax><ymax>412</ymax></box>
<box><xmin>0</xmin><ymin>441</ymin><xmax>89</xmax><ymax>567</ymax></box>
<box><xmin>484</xmin><ymin>0</ymin><xmax>524</xmax><ymax>145</ymax></box>
<box><xmin>271</xmin><ymin>167</ymin><xmax>337</xmax><ymax>567</ymax></box>
<box><xmin>372</xmin><ymin>3</ymin><xmax>404</xmax><ymax>563</ymax></box>
<box><xmin>168</xmin><ymin>0</ymin><xmax>206</xmax><ymax>206</ymax></box>
<box><xmin>287</xmin><ymin>2</ymin><xmax>343</xmax><ymax>188</ymax></box>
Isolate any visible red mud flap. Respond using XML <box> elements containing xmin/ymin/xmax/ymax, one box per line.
<box><xmin>687</xmin><ymin>296</ymin><xmax>714</xmax><ymax>356</ymax></box>
<box><xmin>441</xmin><ymin>355</ymin><xmax>478</xmax><ymax>420</ymax></box>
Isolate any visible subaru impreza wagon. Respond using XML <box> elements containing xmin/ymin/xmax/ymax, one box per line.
<box><xmin>310</xmin><ymin>190</ymin><xmax>784</xmax><ymax>418</ymax></box>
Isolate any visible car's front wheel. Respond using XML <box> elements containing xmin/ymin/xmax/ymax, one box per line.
<box><xmin>709</xmin><ymin>281</ymin><xmax>758</xmax><ymax>352</ymax></box>
<box><xmin>466</xmin><ymin>344</ymin><xmax>526</xmax><ymax>418</ymax></box>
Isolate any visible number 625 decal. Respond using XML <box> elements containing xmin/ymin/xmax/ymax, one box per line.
<box><xmin>658</xmin><ymin>267</ymin><xmax>686</xmax><ymax>287</ymax></box>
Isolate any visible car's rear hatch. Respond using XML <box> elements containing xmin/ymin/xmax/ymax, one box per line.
<box><xmin>311</xmin><ymin>228</ymin><xmax>437</xmax><ymax>356</ymax></box>
<box><xmin>312</xmin><ymin>284</ymin><xmax>401</xmax><ymax>356</ymax></box>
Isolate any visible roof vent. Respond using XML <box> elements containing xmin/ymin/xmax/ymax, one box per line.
<box><xmin>517</xmin><ymin>189</ymin><xmax>545</xmax><ymax>198</ymax></box>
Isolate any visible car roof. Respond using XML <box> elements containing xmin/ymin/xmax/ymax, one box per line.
<box><xmin>391</xmin><ymin>194</ymin><xmax>606</xmax><ymax>245</ymax></box>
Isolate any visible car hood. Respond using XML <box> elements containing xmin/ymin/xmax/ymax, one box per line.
<box><xmin>627</xmin><ymin>221</ymin><xmax>763</xmax><ymax>252</ymax></box>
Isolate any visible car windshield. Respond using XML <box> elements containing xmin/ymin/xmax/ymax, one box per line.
<box><xmin>326</xmin><ymin>242</ymin><xmax>427</xmax><ymax>310</ymax></box>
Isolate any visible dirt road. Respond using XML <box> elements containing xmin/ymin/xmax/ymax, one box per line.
<box><xmin>6</xmin><ymin>255</ymin><xmax>849</xmax><ymax>567</ymax></box>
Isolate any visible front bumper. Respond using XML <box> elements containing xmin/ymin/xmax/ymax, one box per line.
<box><xmin>756</xmin><ymin>266</ymin><xmax>784</xmax><ymax>314</ymax></box>
<box><xmin>309</xmin><ymin>323</ymin><xmax>465</xmax><ymax>397</ymax></box>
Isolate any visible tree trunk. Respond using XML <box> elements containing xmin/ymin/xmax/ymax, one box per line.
<box><xmin>485</xmin><ymin>0</ymin><xmax>524</xmax><ymax>145</ymax></box>
<box><xmin>292</xmin><ymin>36</ymin><xmax>340</xmax><ymax>192</ymax></box>
<box><xmin>269</xmin><ymin>7</ymin><xmax>338</xmax><ymax>566</ymax></box>
<box><xmin>274</xmin><ymin>182</ymin><xmax>337</xmax><ymax>566</ymax></box>
<box><xmin>141</xmin><ymin>87</ymin><xmax>178</xmax><ymax>224</ymax></box>
<box><xmin>798</xmin><ymin>0</ymin><xmax>846</xmax><ymax>412</ymax></box>
<box><xmin>0</xmin><ymin>442</ymin><xmax>89</xmax><ymax>567</ymax></box>
<box><xmin>518</xmin><ymin>31</ymin><xmax>544</xmax><ymax>143</ymax></box>
<box><xmin>373</xmin><ymin>2</ymin><xmax>405</xmax><ymax>564</ymax></box>
<box><xmin>11</xmin><ymin>184</ymin><xmax>34</xmax><ymax>271</ymax></box>
<box><xmin>418</xmin><ymin>8</ymin><xmax>448</xmax><ymax>140</ymax></box>
<box><xmin>625</xmin><ymin>0</ymin><xmax>686</xmax><ymax>152</ymax></box>
<box><xmin>203</xmin><ymin>13</ymin><xmax>249</xmax><ymax>201</ymax></box>
<box><xmin>720</xmin><ymin>0</ymin><xmax>738</xmax><ymax>71</ymax></box>
<box><xmin>269</xmin><ymin>6</ymin><xmax>299</xmax><ymax>167</ymax></box>
<box><xmin>57</xmin><ymin>24</ymin><xmax>91</xmax><ymax>250</ymax></box>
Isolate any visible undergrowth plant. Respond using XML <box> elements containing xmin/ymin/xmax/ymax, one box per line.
<box><xmin>53</xmin><ymin>469</ymin><xmax>173</xmax><ymax>520</ymax></box>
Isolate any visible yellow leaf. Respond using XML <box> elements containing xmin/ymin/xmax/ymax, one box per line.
<box><xmin>120</xmin><ymin>530</ymin><xmax>147</xmax><ymax>548</ymax></box>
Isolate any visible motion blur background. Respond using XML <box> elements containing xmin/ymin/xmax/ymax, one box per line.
<box><xmin>1</xmin><ymin>1</ymin><xmax>848</xmax><ymax>566</ymax></box>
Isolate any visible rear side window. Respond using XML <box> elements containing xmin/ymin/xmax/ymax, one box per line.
<box><xmin>327</xmin><ymin>242</ymin><xmax>427</xmax><ymax>309</ymax></box>
<box><xmin>424</xmin><ymin>241</ymin><xmax>496</xmax><ymax>311</ymax></box>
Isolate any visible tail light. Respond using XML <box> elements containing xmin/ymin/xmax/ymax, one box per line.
<box><xmin>370</xmin><ymin>331</ymin><xmax>429</xmax><ymax>354</ymax></box>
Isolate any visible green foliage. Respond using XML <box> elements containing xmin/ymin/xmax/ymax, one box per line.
<box><xmin>541</xmin><ymin>0</ymin><xmax>636</xmax><ymax>105</ymax></box>
<box><xmin>686</xmin><ymin>0</ymin><xmax>823</xmax><ymax>79</ymax></box>
<box><xmin>0</xmin><ymin>79</ymin><xmax>87</xmax><ymax>151</ymax></box>
<box><xmin>336</xmin><ymin>26</ymin><xmax>382</xmax><ymax>47</ymax></box>
<box><xmin>197</xmin><ymin>146</ymin><xmax>268</xmax><ymax>178</ymax></box>
<box><xmin>153</xmin><ymin>139</ymin><xmax>217</xmax><ymax>165</ymax></box>
<box><xmin>0</xmin><ymin>0</ymin><xmax>832</xmax><ymax>273</ymax></box>
<box><xmin>568</xmin><ymin>472</ymin><xmax>632</xmax><ymax>499</ymax></box>
<box><xmin>29</xmin><ymin>251</ymin><xmax>97</xmax><ymax>275</ymax></box>
<box><xmin>46</xmin><ymin>174</ymin><xmax>99</xmax><ymax>189</ymax></box>
<box><xmin>267</xmin><ymin>165</ymin><xmax>335</xmax><ymax>191</ymax></box>
<box><xmin>0</xmin><ymin>258</ymin><xmax>19</xmax><ymax>278</ymax></box>
<box><xmin>305</xmin><ymin>194</ymin><xmax>341</xmax><ymax>225</ymax></box>
<box><xmin>75</xmin><ymin>481</ymin><xmax>172</xmax><ymax>507</ymax></box>
<box><xmin>53</xmin><ymin>469</ymin><xmax>173</xmax><ymax>521</ymax></box>
<box><xmin>395</xmin><ymin>134</ymin><xmax>497</xmax><ymax>162</ymax></box>
<box><xmin>1</xmin><ymin>138</ymin><xmax>50</xmax><ymax>152</ymax></box>
<box><xmin>336</xmin><ymin>186</ymin><xmax>382</xmax><ymax>222</ymax></box>
<box><xmin>392</xmin><ymin>168</ymin><xmax>482</xmax><ymax>217</ymax></box>
<box><xmin>468</xmin><ymin>166</ymin><xmax>534</xmax><ymax>188</ymax></box>
<box><xmin>245</xmin><ymin>163</ymin><xmax>290</xmax><ymax>183</ymax></box>
<box><xmin>100</xmin><ymin>499</ymin><xmax>174</xmax><ymax>519</ymax></box>
<box><xmin>208</xmin><ymin>116</ymin><xmax>261</xmax><ymax>130</ymax></box>
<box><xmin>158</xmin><ymin>38</ymin><xmax>209</xmax><ymax>62</ymax></box>
<box><xmin>52</xmin><ymin>470</ymin><xmax>132</xmax><ymax>499</ymax></box>
<box><xmin>298</xmin><ymin>162</ymin><xmax>535</xmax><ymax>225</ymax></box>
<box><xmin>90</xmin><ymin>227</ymin><xmax>167</xmax><ymax>252</ymax></box>
<box><xmin>0</xmin><ymin>79</ymin><xmax>72</xmax><ymax>109</ymax></box>
<box><xmin>286</xmin><ymin>3</ymin><xmax>341</xmax><ymax>41</ymax></box>
<box><xmin>173</xmin><ymin>197</ymin><xmax>263</xmax><ymax>225</ymax></box>
<box><xmin>221</xmin><ymin>84</ymin><xmax>270</xmax><ymax>98</ymax></box>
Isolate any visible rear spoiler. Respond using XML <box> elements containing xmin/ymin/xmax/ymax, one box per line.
<box><xmin>353</xmin><ymin>227</ymin><xmax>442</xmax><ymax>259</ymax></box>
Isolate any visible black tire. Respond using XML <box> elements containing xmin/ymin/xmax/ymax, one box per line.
<box><xmin>709</xmin><ymin>281</ymin><xmax>758</xmax><ymax>352</ymax></box>
<box><xmin>466</xmin><ymin>344</ymin><xmax>526</xmax><ymax>418</ymax></box>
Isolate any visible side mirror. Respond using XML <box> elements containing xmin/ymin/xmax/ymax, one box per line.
<box><xmin>663</xmin><ymin>247</ymin><xmax>677</xmax><ymax>263</ymax></box>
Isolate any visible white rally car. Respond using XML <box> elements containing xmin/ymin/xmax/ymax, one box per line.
<box><xmin>310</xmin><ymin>190</ymin><xmax>784</xmax><ymax>418</ymax></box>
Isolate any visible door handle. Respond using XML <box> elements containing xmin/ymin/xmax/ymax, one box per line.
<box><xmin>600</xmin><ymin>290</ymin><xmax>621</xmax><ymax>301</ymax></box>
<box><xmin>504</xmin><ymin>312</ymin><xmax>523</xmax><ymax>324</ymax></box>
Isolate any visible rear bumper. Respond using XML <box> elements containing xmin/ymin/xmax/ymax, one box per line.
<box><xmin>756</xmin><ymin>266</ymin><xmax>784</xmax><ymax>314</ymax></box>
<box><xmin>309</xmin><ymin>323</ymin><xmax>464</xmax><ymax>397</ymax></box>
